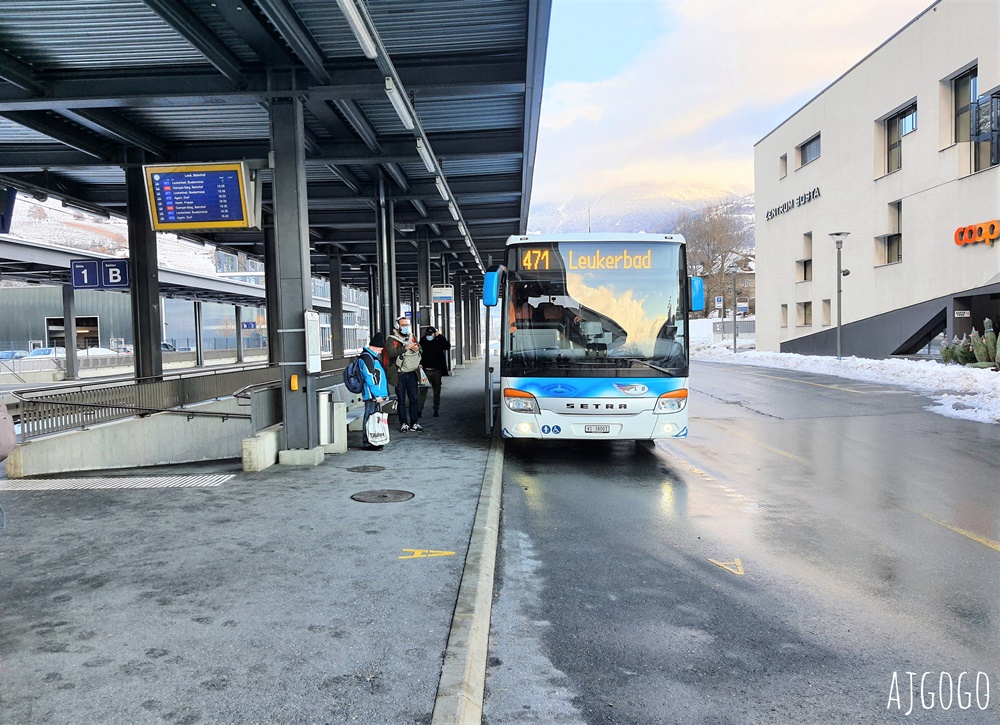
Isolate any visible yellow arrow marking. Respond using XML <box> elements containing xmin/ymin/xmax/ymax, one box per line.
<box><xmin>708</xmin><ymin>558</ymin><xmax>744</xmax><ymax>575</ymax></box>
<box><xmin>399</xmin><ymin>549</ymin><xmax>456</xmax><ymax>559</ymax></box>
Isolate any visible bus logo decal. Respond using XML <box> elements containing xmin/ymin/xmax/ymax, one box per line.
<box><xmin>614</xmin><ymin>383</ymin><xmax>648</xmax><ymax>395</ymax></box>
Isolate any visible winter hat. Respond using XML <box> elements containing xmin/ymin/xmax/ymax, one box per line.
<box><xmin>369</xmin><ymin>332</ymin><xmax>385</xmax><ymax>347</ymax></box>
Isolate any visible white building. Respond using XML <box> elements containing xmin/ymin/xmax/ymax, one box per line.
<box><xmin>754</xmin><ymin>0</ymin><xmax>1000</xmax><ymax>358</ymax></box>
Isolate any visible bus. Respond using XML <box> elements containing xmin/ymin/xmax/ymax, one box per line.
<box><xmin>483</xmin><ymin>233</ymin><xmax>704</xmax><ymax>441</ymax></box>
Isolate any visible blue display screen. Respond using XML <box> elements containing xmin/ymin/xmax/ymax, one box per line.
<box><xmin>147</xmin><ymin>167</ymin><xmax>246</xmax><ymax>228</ymax></box>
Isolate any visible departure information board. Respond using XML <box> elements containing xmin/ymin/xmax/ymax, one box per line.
<box><xmin>143</xmin><ymin>162</ymin><xmax>252</xmax><ymax>231</ymax></box>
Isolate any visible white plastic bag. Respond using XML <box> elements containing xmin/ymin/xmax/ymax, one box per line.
<box><xmin>366</xmin><ymin>409</ymin><xmax>390</xmax><ymax>447</ymax></box>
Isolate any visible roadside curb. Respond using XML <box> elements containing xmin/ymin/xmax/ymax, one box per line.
<box><xmin>431</xmin><ymin>427</ymin><xmax>504</xmax><ymax>724</ymax></box>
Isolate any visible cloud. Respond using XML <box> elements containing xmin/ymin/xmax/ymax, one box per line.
<box><xmin>532</xmin><ymin>0</ymin><xmax>933</xmax><ymax>205</ymax></box>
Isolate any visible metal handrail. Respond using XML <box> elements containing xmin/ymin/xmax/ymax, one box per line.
<box><xmin>12</xmin><ymin>362</ymin><xmax>277</xmax><ymax>442</ymax></box>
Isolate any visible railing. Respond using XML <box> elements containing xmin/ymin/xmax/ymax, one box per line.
<box><xmin>13</xmin><ymin>363</ymin><xmax>278</xmax><ymax>442</ymax></box>
<box><xmin>234</xmin><ymin>380</ymin><xmax>283</xmax><ymax>432</ymax></box>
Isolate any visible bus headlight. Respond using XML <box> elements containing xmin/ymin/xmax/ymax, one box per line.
<box><xmin>654</xmin><ymin>389</ymin><xmax>688</xmax><ymax>414</ymax></box>
<box><xmin>504</xmin><ymin>388</ymin><xmax>539</xmax><ymax>414</ymax></box>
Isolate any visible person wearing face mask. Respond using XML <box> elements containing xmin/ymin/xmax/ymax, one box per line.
<box><xmin>418</xmin><ymin>326</ymin><xmax>450</xmax><ymax>417</ymax></box>
<box><xmin>385</xmin><ymin>315</ymin><xmax>423</xmax><ymax>432</ymax></box>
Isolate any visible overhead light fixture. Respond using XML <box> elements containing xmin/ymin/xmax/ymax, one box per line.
<box><xmin>458</xmin><ymin>222</ymin><xmax>466</xmax><ymax>236</ymax></box>
<box><xmin>435</xmin><ymin>176</ymin><xmax>448</xmax><ymax>201</ymax></box>
<box><xmin>465</xmin><ymin>237</ymin><xmax>473</xmax><ymax>248</ymax></box>
<box><xmin>385</xmin><ymin>77</ymin><xmax>414</xmax><ymax>130</ymax></box>
<box><xmin>448</xmin><ymin>201</ymin><xmax>459</xmax><ymax>220</ymax></box>
<box><xmin>416</xmin><ymin>138</ymin><xmax>435</xmax><ymax>173</ymax></box>
<box><xmin>336</xmin><ymin>0</ymin><xmax>378</xmax><ymax>59</ymax></box>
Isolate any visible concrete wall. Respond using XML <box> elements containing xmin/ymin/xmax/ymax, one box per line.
<box><xmin>754</xmin><ymin>0</ymin><xmax>1000</xmax><ymax>356</ymax></box>
<box><xmin>6</xmin><ymin>398</ymin><xmax>252</xmax><ymax>478</ymax></box>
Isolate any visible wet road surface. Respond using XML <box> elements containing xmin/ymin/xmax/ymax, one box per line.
<box><xmin>485</xmin><ymin>360</ymin><xmax>1000</xmax><ymax>724</ymax></box>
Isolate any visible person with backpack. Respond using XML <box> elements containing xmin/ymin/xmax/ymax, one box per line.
<box><xmin>385</xmin><ymin>315</ymin><xmax>423</xmax><ymax>432</ymax></box>
<box><xmin>359</xmin><ymin>332</ymin><xmax>389</xmax><ymax>451</ymax></box>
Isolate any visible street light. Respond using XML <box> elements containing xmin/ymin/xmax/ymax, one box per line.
<box><xmin>829</xmin><ymin>232</ymin><xmax>851</xmax><ymax>359</ymax></box>
<box><xmin>727</xmin><ymin>263</ymin><xmax>739</xmax><ymax>353</ymax></box>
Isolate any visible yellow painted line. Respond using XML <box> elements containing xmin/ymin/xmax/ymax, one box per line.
<box><xmin>708</xmin><ymin>558</ymin><xmax>744</xmax><ymax>576</ymax></box>
<box><xmin>742</xmin><ymin>371</ymin><xmax>870</xmax><ymax>394</ymax></box>
<box><xmin>703</xmin><ymin>420</ymin><xmax>808</xmax><ymax>464</ymax></box>
<box><xmin>911</xmin><ymin>510</ymin><xmax>1000</xmax><ymax>554</ymax></box>
<box><xmin>399</xmin><ymin>548</ymin><xmax>456</xmax><ymax>559</ymax></box>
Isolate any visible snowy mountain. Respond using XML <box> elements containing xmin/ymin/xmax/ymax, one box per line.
<box><xmin>528</xmin><ymin>183</ymin><xmax>755</xmax><ymax>245</ymax></box>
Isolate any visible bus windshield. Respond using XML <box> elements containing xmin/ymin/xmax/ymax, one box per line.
<box><xmin>504</xmin><ymin>241</ymin><xmax>687</xmax><ymax>377</ymax></box>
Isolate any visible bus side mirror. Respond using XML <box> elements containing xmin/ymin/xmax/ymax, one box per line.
<box><xmin>689</xmin><ymin>276</ymin><xmax>705</xmax><ymax>311</ymax></box>
<box><xmin>483</xmin><ymin>264</ymin><xmax>506</xmax><ymax>307</ymax></box>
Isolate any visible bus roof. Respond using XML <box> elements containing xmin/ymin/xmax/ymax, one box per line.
<box><xmin>505</xmin><ymin>233</ymin><xmax>686</xmax><ymax>245</ymax></box>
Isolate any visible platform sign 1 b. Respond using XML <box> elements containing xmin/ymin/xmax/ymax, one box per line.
<box><xmin>70</xmin><ymin>259</ymin><xmax>130</xmax><ymax>290</ymax></box>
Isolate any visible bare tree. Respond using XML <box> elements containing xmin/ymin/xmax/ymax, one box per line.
<box><xmin>674</xmin><ymin>202</ymin><xmax>753</xmax><ymax>317</ymax></box>
<box><xmin>216</xmin><ymin>316</ymin><xmax>236</xmax><ymax>349</ymax></box>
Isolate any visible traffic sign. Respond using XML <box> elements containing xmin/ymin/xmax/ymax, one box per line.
<box><xmin>714</xmin><ymin>295</ymin><xmax>724</xmax><ymax>309</ymax></box>
<box><xmin>240</xmin><ymin>321</ymin><xmax>257</xmax><ymax>330</ymax></box>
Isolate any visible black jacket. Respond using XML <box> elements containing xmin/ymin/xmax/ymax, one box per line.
<box><xmin>419</xmin><ymin>334</ymin><xmax>451</xmax><ymax>370</ymax></box>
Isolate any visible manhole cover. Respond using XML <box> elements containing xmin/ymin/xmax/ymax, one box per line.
<box><xmin>351</xmin><ymin>489</ymin><xmax>414</xmax><ymax>503</ymax></box>
<box><xmin>348</xmin><ymin>465</ymin><xmax>386</xmax><ymax>473</ymax></box>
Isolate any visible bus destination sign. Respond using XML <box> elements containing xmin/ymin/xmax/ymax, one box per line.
<box><xmin>518</xmin><ymin>246</ymin><xmax>654</xmax><ymax>272</ymax></box>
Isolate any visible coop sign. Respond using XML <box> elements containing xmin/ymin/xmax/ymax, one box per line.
<box><xmin>954</xmin><ymin>219</ymin><xmax>1000</xmax><ymax>247</ymax></box>
<box><xmin>765</xmin><ymin>187</ymin><xmax>821</xmax><ymax>221</ymax></box>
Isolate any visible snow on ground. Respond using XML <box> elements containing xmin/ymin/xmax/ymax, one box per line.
<box><xmin>689</xmin><ymin>318</ymin><xmax>1000</xmax><ymax>426</ymax></box>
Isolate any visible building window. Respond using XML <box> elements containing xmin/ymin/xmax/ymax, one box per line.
<box><xmin>955</xmin><ymin>67</ymin><xmax>977</xmax><ymax>144</ymax></box>
<box><xmin>779</xmin><ymin>154</ymin><xmax>787</xmax><ymax>178</ymax></box>
<box><xmin>886</xmin><ymin>104</ymin><xmax>917</xmax><ymax>172</ymax></box>
<box><xmin>780</xmin><ymin>304</ymin><xmax>788</xmax><ymax>328</ymax></box>
<box><xmin>972</xmin><ymin>91</ymin><xmax>1000</xmax><ymax>172</ymax></box>
<box><xmin>796</xmin><ymin>301</ymin><xmax>812</xmax><ymax>327</ymax></box>
<box><xmin>798</xmin><ymin>134</ymin><xmax>821</xmax><ymax>167</ymax></box>
<box><xmin>822</xmin><ymin>299</ymin><xmax>831</xmax><ymax>326</ymax></box>
<box><xmin>879</xmin><ymin>201</ymin><xmax>903</xmax><ymax>265</ymax></box>
<box><xmin>796</xmin><ymin>259</ymin><xmax>812</xmax><ymax>282</ymax></box>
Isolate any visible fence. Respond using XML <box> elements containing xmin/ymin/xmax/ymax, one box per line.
<box><xmin>713</xmin><ymin>320</ymin><xmax>756</xmax><ymax>342</ymax></box>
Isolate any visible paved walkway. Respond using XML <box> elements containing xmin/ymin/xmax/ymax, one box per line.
<box><xmin>0</xmin><ymin>362</ymin><xmax>497</xmax><ymax>724</ymax></box>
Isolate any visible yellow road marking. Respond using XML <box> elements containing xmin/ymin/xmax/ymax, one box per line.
<box><xmin>703</xmin><ymin>420</ymin><xmax>808</xmax><ymax>464</ymax></box>
<box><xmin>911</xmin><ymin>510</ymin><xmax>1000</xmax><ymax>554</ymax></box>
<box><xmin>399</xmin><ymin>548</ymin><xmax>456</xmax><ymax>559</ymax></box>
<box><xmin>742</xmin><ymin>371</ymin><xmax>870</xmax><ymax>394</ymax></box>
<box><xmin>708</xmin><ymin>558</ymin><xmax>744</xmax><ymax>576</ymax></box>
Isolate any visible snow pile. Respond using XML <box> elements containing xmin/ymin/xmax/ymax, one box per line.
<box><xmin>689</xmin><ymin>318</ymin><xmax>1000</xmax><ymax>425</ymax></box>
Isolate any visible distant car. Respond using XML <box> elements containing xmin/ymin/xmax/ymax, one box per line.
<box><xmin>77</xmin><ymin>347</ymin><xmax>125</xmax><ymax>357</ymax></box>
<box><xmin>26</xmin><ymin>347</ymin><xmax>66</xmax><ymax>358</ymax></box>
<box><xmin>161</xmin><ymin>342</ymin><xmax>176</xmax><ymax>351</ymax></box>
<box><xmin>0</xmin><ymin>350</ymin><xmax>28</xmax><ymax>360</ymax></box>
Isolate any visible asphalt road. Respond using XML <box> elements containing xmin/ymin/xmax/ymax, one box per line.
<box><xmin>485</xmin><ymin>360</ymin><xmax>1000</xmax><ymax>724</ymax></box>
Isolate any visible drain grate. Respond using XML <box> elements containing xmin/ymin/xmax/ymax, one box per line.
<box><xmin>351</xmin><ymin>489</ymin><xmax>414</xmax><ymax>503</ymax></box>
<box><xmin>348</xmin><ymin>465</ymin><xmax>386</xmax><ymax>473</ymax></box>
<box><xmin>0</xmin><ymin>474</ymin><xmax>234</xmax><ymax>491</ymax></box>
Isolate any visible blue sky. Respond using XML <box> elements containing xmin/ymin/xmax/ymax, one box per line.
<box><xmin>530</xmin><ymin>0</ymin><xmax>935</xmax><ymax>206</ymax></box>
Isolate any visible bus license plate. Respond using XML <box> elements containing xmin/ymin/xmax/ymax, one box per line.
<box><xmin>585</xmin><ymin>425</ymin><xmax>610</xmax><ymax>434</ymax></box>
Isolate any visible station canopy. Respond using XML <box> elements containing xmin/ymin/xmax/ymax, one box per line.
<box><xmin>0</xmin><ymin>0</ymin><xmax>550</xmax><ymax>296</ymax></box>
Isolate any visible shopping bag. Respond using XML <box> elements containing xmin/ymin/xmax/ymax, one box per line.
<box><xmin>417</xmin><ymin>365</ymin><xmax>430</xmax><ymax>387</ymax></box>
<box><xmin>366</xmin><ymin>409</ymin><xmax>390</xmax><ymax>447</ymax></box>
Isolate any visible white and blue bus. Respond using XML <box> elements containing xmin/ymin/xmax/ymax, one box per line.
<box><xmin>483</xmin><ymin>233</ymin><xmax>704</xmax><ymax>441</ymax></box>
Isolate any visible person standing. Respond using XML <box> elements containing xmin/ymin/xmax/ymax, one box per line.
<box><xmin>419</xmin><ymin>326</ymin><xmax>451</xmax><ymax>417</ymax></box>
<box><xmin>360</xmin><ymin>332</ymin><xmax>389</xmax><ymax>451</ymax></box>
<box><xmin>385</xmin><ymin>315</ymin><xmax>423</xmax><ymax>432</ymax></box>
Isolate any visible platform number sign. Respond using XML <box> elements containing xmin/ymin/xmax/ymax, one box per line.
<box><xmin>71</xmin><ymin>259</ymin><xmax>130</xmax><ymax>290</ymax></box>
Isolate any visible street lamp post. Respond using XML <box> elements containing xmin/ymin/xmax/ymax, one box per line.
<box><xmin>829</xmin><ymin>232</ymin><xmax>850</xmax><ymax>359</ymax></box>
<box><xmin>727</xmin><ymin>264</ymin><xmax>739</xmax><ymax>353</ymax></box>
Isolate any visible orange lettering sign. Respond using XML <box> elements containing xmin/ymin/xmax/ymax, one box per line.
<box><xmin>955</xmin><ymin>220</ymin><xmax>1000</xmax><ymax>247</ymax></box>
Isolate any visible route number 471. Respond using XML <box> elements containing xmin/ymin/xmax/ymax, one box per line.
<box><xmin>521</xmin><ymin>249</ymin><xmax>550</xmax><ymax>271</ymax></box>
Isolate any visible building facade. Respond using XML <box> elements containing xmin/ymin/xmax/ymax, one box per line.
<box><xmin>754</xmin><ymin>0</ymin><xmax>1000</xmax><ymax>358</ymax></box>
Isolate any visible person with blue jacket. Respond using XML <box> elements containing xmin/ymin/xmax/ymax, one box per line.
<box><xmin>360</xmin><ymin>332</ymin><xmax>389</xmax><ymax>451</ymax></box>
